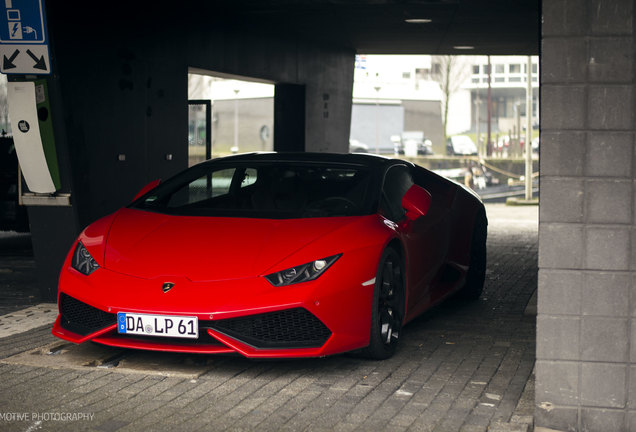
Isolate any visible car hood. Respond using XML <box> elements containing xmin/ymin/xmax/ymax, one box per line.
<box><xmin>102</xmin><ymin>208</ymin><xmax>360</xmax><ymax>282</ymax></box>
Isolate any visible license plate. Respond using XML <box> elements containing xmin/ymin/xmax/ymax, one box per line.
<box><xmin>117</xmin><ymin>312</ymin><xmax>199</xmax><ymax>339</ymax></box>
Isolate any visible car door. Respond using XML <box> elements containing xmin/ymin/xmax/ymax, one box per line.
<box><xmin>379</xmin><ymin>164</ymin><xmax>444</xmax><ymax>320</ymax></box>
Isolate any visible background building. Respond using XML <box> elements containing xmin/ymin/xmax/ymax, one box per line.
<box><xmin>464</xmin><ymin>56</ymin><xmax>540</xmax><ymax>154</ymax></box>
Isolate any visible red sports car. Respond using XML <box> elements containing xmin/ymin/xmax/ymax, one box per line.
<box><xmin>52</xmin><ymin>152</ymin><xmax>487</xmax><ymax>359</ymax></box>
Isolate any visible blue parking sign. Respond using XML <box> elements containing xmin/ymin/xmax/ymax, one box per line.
<box><xmin>0</xmin><ymin>0</ymin><xmax>47</xmax><ymax>44</ymax></box>
<box><xmin>0</xmin><ymin>0</ymin><xmax>50</xmax><ymax>74</ymax></box>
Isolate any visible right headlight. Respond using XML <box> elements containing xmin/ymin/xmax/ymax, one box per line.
<box><xmin>71</xmin><ymin>242</ymin><xmax>100</xmax><ymax>276</ymax></box>
<box><xmin>265</xmin><ymin>254</ymin><xmax>341</xmax><ymax>287</ymax></box>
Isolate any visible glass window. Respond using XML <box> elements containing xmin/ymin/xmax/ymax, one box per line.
<box><xmin>134</xmin><ymin>163</ymin><xmax>372</xmax><ymax>219</ymax></box>
<box><xmin>495</xmin><ymin>64</ymin><xmax>504</xmax><ymax>74</ymax></box>
<box><xmin>509</xmin><ymin>64</ymin><xmax>521</xmax><ymax>73</ymax></box>
<box><xmin>380</xmin><ymin>165</ymin><xmax>414</xmax><ymax>222</ymax></box>
<box><xmin>167</xmin><ymin>168</ymin><xmax>235</xmax><ymax>208</ymax></box>
<box><xmin>472</xmin><ymin>65</ymin><xmax>480</xmax><ymax>74</ymax></box>
<box><xmin>241</xmin><ymin>168</ymin><xmax>257</xmax><ymax>188</ymax></box>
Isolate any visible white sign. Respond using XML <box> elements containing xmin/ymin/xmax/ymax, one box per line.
<box><xmin>1</xmin><ymin>44</ymin><xmax>49</xmax><ymax>74</ymax></box>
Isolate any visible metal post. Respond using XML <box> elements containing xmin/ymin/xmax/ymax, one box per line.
<box><xmin>475</xmin><ymin>93</ymin><xmax>480</xmax><ymax>157</ymax></box>
<box><xmin>487</xmin><ymin>56</ymin><xmax>492</xmax><ymax>156</ymax></box>
<box><xmin>233</xmin><ymin>89</ymin><xmax>240</xmax><ymax>153</ymax></box>
<box><xmin>374</xmin><ymin>85</ymin><xmax>381</xmax><ymax>154</ymax></box>
<box><xmin>516</xmin><ymin>101</ymin><xmax>521</xmax><ymax>157</ymax></box>
<box><xmin>525</xmin><ymin>56</ymin><xmax>533</xmax><ymax>200</ymax></box>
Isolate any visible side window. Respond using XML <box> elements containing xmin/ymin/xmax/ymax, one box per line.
<box><xmin>241</xmin><ymin>168</ymin><xmax>258</xmax><ymax>188</ymax></box>
<box><xmin>380</xmin><ymin>165</ymin><xmax>414</xmax><ymax>222</ymax></box>
<box><xmin>209</xmin><ymin>168</ymin><xmax>235</xmax><ymax>197</ymax></box>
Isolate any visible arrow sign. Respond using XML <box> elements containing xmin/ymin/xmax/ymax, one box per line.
<box><xmin>2</xmin><ymin>48</ymin><xmax>19</xmax><ymax>69</ymax></box>
<box><xmin>26</xmin><ymin>49</ymin><xmax>47</xmax><ymax>70</ymax></box>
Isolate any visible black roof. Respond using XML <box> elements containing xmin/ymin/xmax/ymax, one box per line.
<box><xmin>205</xmin><ymin>152</ymin><xmax>402</xmax><ymax>169</ymax></box>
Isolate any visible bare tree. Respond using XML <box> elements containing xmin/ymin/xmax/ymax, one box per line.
<box><xmin>430</xmin><ymin>55</ymin><xmax>471</xmax><ymax>142</ymax></box>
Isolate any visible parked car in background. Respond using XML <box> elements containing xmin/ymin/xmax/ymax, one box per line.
<box><xmin>393</xmin><ymin>131</ymin><xmax>433</xmax><ymax>156</ymax></box>
<box><xmin>352</xmin><ymin>138</ymin><xmax>397</xmax><ymax>155</ymax></box>
<box><xmin>349</xmin><ymin>139</ymin><xmax>369</xmax><ymax>153</ymax></box>
<box><xmin>446</xmin><ymin>135</ymin><xmax>478</xmax><ymax>156</ymax></box>
<box><xmin>531</xmin><ymin>137</ymin><xmax>539</xmax><ymax>153</ymax></box>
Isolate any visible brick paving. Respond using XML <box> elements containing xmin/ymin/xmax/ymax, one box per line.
<box><xmin>0</xmin><ymin>203</ymin><xmax>537</xmax><ymax>432</ymax></box>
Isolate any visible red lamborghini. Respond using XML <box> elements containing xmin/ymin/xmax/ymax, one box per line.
<box><xmin>52</xmin><ymin>152</ymin><xmax>487</xmax><ymax>359</ymax></box>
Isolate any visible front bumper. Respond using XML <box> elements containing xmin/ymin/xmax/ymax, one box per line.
<box><xmin>52</xmin><ymin>250</ymin><xmax>379</xmax><ymax>358</ymax></box>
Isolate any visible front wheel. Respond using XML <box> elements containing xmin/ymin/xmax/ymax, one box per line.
<box><xmin>361</xmin><ymin>247</ymin><xmax>405</xmax><ymax>360</ymax></box>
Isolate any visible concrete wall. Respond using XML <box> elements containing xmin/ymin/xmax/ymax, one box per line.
<box><xmin>27</xmin><ymin>1</ymin><xmax>355</xmax><ymax>299</ymax></box>
<box><xmin>536</xmin><ymin>0</ymin><xmax>636</xmax><ymax>430</ymax></box>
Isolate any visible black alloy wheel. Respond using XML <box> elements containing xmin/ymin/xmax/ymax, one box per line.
<box><xmin>362</xmin><ymin>247</ymin><xmax>405</xmax><ymax>360</ymax></box>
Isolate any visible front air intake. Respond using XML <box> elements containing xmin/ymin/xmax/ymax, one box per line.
<box><xmin>208</xmin><ymin>308</ymin><xmax>332</xmax><ymax>349</ymax></box>
<box><xmin>59</xmin><ymin>293</ymin><xmax>116</xmax><ymax>336</ymax></box>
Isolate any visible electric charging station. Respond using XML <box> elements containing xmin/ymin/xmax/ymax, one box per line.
<box><xmin>1</xmin><ymin>0</ymin><xmax>68</xmax><ymax>205</ymax></box>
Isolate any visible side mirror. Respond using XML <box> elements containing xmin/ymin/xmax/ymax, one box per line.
<box><xmin>402</xmin><ymin>184</ymin><xmax>431</xmax><ymax>221</ymax></box>
<box><xmin>132</xmin><ymin>179</ymin><xmax>161</xmax><ymax>202</ymax></box>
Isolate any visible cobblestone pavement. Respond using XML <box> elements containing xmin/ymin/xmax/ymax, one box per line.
<box><xmin>0</xmin><ymin>203</ymin><xmax>537</xmax><ymax>432</ymax></box>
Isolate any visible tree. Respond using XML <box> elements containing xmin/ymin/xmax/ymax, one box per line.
<box><xmin>430</xmin><ymin>55</ymin><xmax>471</xmax><ymax>142</ymax></box>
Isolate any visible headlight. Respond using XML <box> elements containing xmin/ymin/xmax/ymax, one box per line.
<box><xmin>71</xmin><ymin>242</ymin><xmax>100</xmax><ymax>275</ymax></box>
<box><xmin>265</xmin><ymin>254</ymin><xmax>341</xmax><ymax>286</ymax></box>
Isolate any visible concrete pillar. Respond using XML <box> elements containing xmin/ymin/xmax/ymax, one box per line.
<box><xmin>274</xmin><ymin>84</ymin><xmax>305</xmax><ymax>152</ymax></box>
<box><xmin>537</xmin><ymin>0</ymin><xmax>636</xmax><ymax>430</ymax></box>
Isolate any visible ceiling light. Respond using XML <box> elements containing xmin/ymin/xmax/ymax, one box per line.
<box><xmin>453</xmin><ymin>45</ymin><xmax>475</xmax><ymax>50</ymax></box>
<box><xmin>405</xmin><ymin>18</ymin><xmax>432</xmax><ymax>24</ymax></box>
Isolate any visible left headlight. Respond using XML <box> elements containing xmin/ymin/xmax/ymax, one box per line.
<box><xmin>71</xmin><ymin>241</ymin><xmax>100</xmax><ymax>275</ymax></box>
<box><xmin>265</xmin><ymin>254</ymin><xmax>341</xmax><ymax>287</ymax></box>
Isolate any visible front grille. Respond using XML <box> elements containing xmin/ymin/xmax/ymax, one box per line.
<box><xmin>59</xmin><ymin>293</ymin><xmax>117</xmax><ymax>336</ymax></box>
<box><xmin>208</xmin><ymin>308</ymin><xmax>332</xmax><ymax>349</ymax></box>
<box><xmin>115</xmin><ymin>328</ymin><xmax>223</xmax><ymax>346</ymax></box>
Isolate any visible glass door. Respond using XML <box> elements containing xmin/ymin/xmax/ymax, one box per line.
<box><xmin>187</xmin><ymin>100</ymin><xmax>211</xmax><ymax>167</ymax></box>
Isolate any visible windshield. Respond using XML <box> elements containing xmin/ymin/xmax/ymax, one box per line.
<box><xmin>132</xmin><ymin>162</ymin><xmax>374</xmax><ymax>219</ymax></box>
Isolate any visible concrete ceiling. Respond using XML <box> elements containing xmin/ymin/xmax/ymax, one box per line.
<box><xmin>215</xmin><ymin>0</ymin><xmax>541</xmax><ymax>55</ymax></box>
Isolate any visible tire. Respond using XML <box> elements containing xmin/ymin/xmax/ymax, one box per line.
<box><xmin>457</xmin><ymin>210</ymin><xmax>487</xmax><ymax>301</ymax></box>
<box><xmin>361</xmin><ymin>247</ymin><xmax>405</xmax><ymax>360</ymax></box>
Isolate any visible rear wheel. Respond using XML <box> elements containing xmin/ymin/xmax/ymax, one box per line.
<box><xmin>361</xmin><ymin>247</ymin><xmax>405</xmax><ymax>360</ymax></box>
<box><xmin>457</xmin><ymin>210</ymin><xmax>487</xmax><ymax>301</ymax></box>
